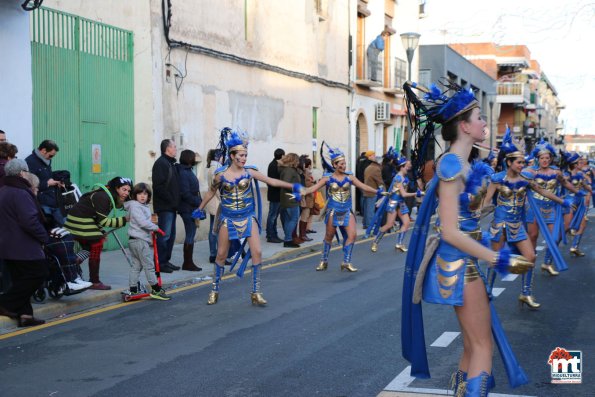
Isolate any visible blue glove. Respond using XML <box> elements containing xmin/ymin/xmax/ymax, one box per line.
<box><xmin>562</xmin><ymin>198</ymin><xmax>572</xmax><ymax>209</ymax></box>
<box><xmin>191</xmin><ymin>208</ymin><xmax>206</xmax><ymax>220</ymax></box>
<box><xmin>290</xmin><ymin>183</ymin><xmax>303</xmax><ymax>202</ymax></box>
<box><xmin>375</xmin><ymin>187</ymin><xmax>385</xmax><ymax>200</ymax></box>
<box><xmin>416</xmin><ymin>189</ymin><xmax>424</xmax><ymax>198</ymax></box>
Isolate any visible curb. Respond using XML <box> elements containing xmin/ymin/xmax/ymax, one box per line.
<box><xmin>0</xmin><ymin>234</ymin><xmax>374</xmax><ymax>333</ymax></box>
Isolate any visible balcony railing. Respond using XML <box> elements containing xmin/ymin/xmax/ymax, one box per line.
<box><xmin>356</xmin><ymin>54</ymin><xmax>383</xmax><ymax>87</ymax></box>
<box><xmin>496</xmin><ymin>82</ymin><xmax>531</xmax><ymax>104</ymax></box>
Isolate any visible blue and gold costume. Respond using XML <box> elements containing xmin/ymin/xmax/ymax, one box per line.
<box><xmin>316</xmin><ymin>142</ymin><xmax>359</xmax><ymax>272</ymax></box>
<box><xmin>489</xmin><ymin>172</ymin><xmax>530</xmax><ymax>243</ymax></box>
<box><xmin>568</xmin><ymin>169</ymin><xmax>588</xmax><ymax>255</ymax></box>
<box><xmin>558</xmin><ymin>151</ymin><xmax>589</xmax><ymax>256</ymax></box>
<box><xmin>367</xmin><ymin>159</ymin><xmax>411</xmax><ymax>252</ymax></box>
<box><xmin>422</xmin><ymin>154</ymin><xmax>491</xmax><ymax>305</ymax></box>
<box><xmin>206</xmin><ymin>128</ymin><xmax>267</xmax><ymax>306</ymax></box>
<box><xmin>323</xmin><ymin>172</ymin><xmax>354</xmax><ymax>228</ymax></box>
<box><xmin>525</xmin><ymin>140</ymin><xmax>568</xmax><ymax>274</ymax></box>
<box><xmin>215</xmin><ymin>165</ymin><xmax>258</xmax><ymax>240</ymax></box>
<box><xmin>401</xmin><ymin>82</ymin><xmax>529</xmax><ymax>397</ymax></box>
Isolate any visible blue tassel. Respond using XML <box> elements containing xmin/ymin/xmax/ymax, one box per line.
<box><xmin>494</xmin><ymin>247</ymin><xmax>511</xmax><ymax>275</ymax></box>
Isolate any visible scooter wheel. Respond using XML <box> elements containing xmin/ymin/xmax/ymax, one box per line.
<box><xmin>123</xmin><ymin>294</ymin><xmax>132</xmax><ymax>302</ymax></box>
<box><xmin>33</xmin><ymin>288</ymin><xmax>46</xmax><ymax>303</ymax></box>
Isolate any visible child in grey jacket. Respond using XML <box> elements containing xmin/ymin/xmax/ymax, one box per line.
<box><xmin>123</xmin><ymin>183</ymin><xmax>170</xmax><ymax>300</ymax></box>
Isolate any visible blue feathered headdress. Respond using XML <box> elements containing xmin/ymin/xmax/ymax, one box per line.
<box><xmin>422</xmin><ymin>81</ymin><xmax>479</xmax><ymax>125</ymax></box>
<box><xmin>320</xmin><ymin>141</ymin><xmax>345</xmax><ymax>173</ymax></box>
<box><xmin>500</xmin><ymin>126</ymin><xmax>525</xmax><ymax>159</ymax></box>
<box><xmin>531</xmin><ymin>138</ymin><xmax>556</xmax><ymax>159</ymax></box>
<box><xmin>217</xmin><ymin>127</ymin><xmax>248</xmax><ymax>162</ymax></box>
<box><xmin>561</xmin><ymin>150</ymin><xmax>580</xmax><ymax>165</ymax></box>
<box><xmin>384</xmin><ymin>146</ymin><xmax>398</xmax><ymax>160</ymax></box>
<box><xmin>396</xmin><ymin>156</ymin><xmax>408</xmax><ymax>166</ymax></box>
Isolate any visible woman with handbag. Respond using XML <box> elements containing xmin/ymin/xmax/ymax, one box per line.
<box><xmin>298</xmin><ymin>157</ymin><xmax>315</xmax><ymax>242</ymax></box>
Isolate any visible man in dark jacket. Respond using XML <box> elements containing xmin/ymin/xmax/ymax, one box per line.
<box><xmin>355</xmin><ymin>151</ymin><xmax>373</xmax><ymax>216</ymax></box>
<box><xmin>151</xmin><ymin>139</ymin><xmax>180</xmax><ymax>272</ymax></box>
<box><xmin>265</xmin><ymin>148</ymin><xmax>285</xmax><ymax>243</ymax></box>
<box><xmin>25</xmin><ymin>140</ymin><xmax>64</xmax><ymax>226</ymax></box>
<box><xmin>362</xmin><ymin>151</ymin><xmax>383</xmax><ymax>229</ymax></box>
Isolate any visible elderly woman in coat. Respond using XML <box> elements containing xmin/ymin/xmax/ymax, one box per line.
<box><xmin>0</xmin><ymin>159</ymin><xmax>49</xmax><ymax>327</ymax></box>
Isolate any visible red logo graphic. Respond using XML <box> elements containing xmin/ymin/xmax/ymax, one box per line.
<box><xmin>548</xmin><ymin>347</ymin><xmax>573</xmax><ymax>371</ymax></box>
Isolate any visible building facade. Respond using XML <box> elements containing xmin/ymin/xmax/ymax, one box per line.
<box><xmin>350</xmin><ymin>0</ymin><xmax>422</xmax><ymax>160</ymax></box>
<box><xmin>418</xmin><ymin>44</ymin><xmax>497</xmax><ymax>155</ymax></box>
<box><xmin>449</xmin><ymin>43</ymin><xmax>565</xmax><ymax>151</ymax></box>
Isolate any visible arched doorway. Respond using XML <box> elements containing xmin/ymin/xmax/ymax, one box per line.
<box><xmin>356</xmin><ymin>113</ymin><xmax>368</xmax><ymax>157</ymax></box>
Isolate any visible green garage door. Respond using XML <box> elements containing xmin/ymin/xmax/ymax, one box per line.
<box><xmin>31</xmin><ymin>7</ymin><xmax>134</xmax><ymax>250</ymax></box>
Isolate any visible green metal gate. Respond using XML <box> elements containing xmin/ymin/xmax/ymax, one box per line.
<box><xmin>31</xmin><ymin>7</ymin><xmax>134</xmax><ymax>249</ymax></box>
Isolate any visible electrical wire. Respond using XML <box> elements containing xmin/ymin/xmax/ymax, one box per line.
<box><xmin>160</xmin><ymin>0</ymin><xmax>351</xmax><ymax>92</ymax></box>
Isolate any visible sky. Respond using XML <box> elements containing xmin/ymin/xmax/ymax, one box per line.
<box><xmin>419</xmin><ymin>0</ymin><xmax>595</xmax><ymax>135</ymax></box>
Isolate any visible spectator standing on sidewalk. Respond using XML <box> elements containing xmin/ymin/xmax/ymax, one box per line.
<box><xmin>279</xmin><ymin>153</ymin><xmax>302</xmax><ymax>248</ymax></box>
<box><xmin>123</xmin><ymin>183</ymin><xmax>170</xmax><ymax>300</ymax></box>
<box><xmin>298</xmin><ymin>156</ymin><xmax>315</xmax><ymax>242</ymax></box>
<box><xmin>266</xmin><ymin>148</ymin><xmax>285</xmax><ymax>243</ymax></box>
<box><xmin>355</xmin><ymin>151</ymin><xmax>372</xmax><ymax>216</ymax></box>
<box><xmin>0</xmin><ymin>159</ymin><xmax>49</xmax><ymax>327</ymax></box>
<box><xmin>205</xmin><ymin>149</ymin><xmax>223</xmax><ymax>264</ymax></box>
<box><xmin>25</xmin><ymin>140</ymin><xmax>65</xmax><ymax>226</ymax></box>
<box><xmin>0</xmin><ymin>142</ymin><xmax>18</xmax><ymax>187</ymax></box>
<box><xmin>151</xmin><ymin>139</ymin><xmax>180</xmax><ymax>273</ymax></box>
<box><xmin>64</xmin><ymin>177</ymin><xmax>131</xmax><ymax>290</ymax></box>
<box><xmin>362</xmin><ymin>151</ymin><xmax>383</xmax><ymax>229</ymax></box>
<box><xmin>177</xmin><ymin>149</ymin><xmax>202</xmax><ymax>272</ymax></box>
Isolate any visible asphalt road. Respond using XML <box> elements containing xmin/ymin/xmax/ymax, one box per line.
<box><xmin>0</xmin><ymin>233</ymin><xmax>593</xmax><ymax>397</ymax></box>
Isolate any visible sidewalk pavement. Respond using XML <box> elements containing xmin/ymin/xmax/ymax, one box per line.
<box><xmin>0</xmin><ymin>218</ymin><xmax>372</xmax><ymax>333</ymax></box>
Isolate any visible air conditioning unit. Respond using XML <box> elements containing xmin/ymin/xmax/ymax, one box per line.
<box><xmin>375</xmin><ymin>102</ymin><xmax>390</xmax><ymax>122</ymax></box>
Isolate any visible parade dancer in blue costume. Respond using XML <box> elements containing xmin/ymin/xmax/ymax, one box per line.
<box><xmin>561</xmin><ymin>151</ymin><xmax>592</xmax><ymax>257</ymax></box>
<box><xmin>578</xmin><ymin>154</ymin><xmax>594</xmax><ymax>208</ymax></box>
<box><xmin>401</xmin><ymin>81</ymin><xmax>533</xmax><ymax>396</ymax></box>
<box><xmin>483</xmin><ymin>129</ymin><xmax>570</xmax><ymax>310</ymax></box>
<box><xmin>524</xmin><ymin>140</ymin><xmax>577</xmax><ymax>276</ymax></box>
<box><xmin>195</xmin><ymin>128</ymin><xmax>303</xmax><ymax>305</ymax></box>
<box><xmin>368</xmin><ymin>156</ymin><xmax>422</xmax><ymax>253</ymax></box>
<box><xmin>305</xmin><ymin>142</ymin><xmax>382</xmax><ymax>272</ymax></box>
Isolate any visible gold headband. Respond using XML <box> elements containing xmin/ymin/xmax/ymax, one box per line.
<box><xmin>229</xmin><ymin>144</ymin><xmax>248</xmax><ymax>153</ymax></box>
<box><xmin>444</xmin><ymin>101</ymin><xmax>480</xmax><ymax>123</ymax></box>
<box><xmin>505</xmin><ymin>151</ymin><xmax>525</xmax><ymax>159</ymax></box>
<box><xmin>332</xmin><ymin>156</ymin><xmax>345</xmax><ymax>164</ymax></box>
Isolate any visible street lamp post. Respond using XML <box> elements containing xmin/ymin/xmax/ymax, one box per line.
<box><xmin>400</xmin><ymin>32</ymin><xmax>421</xmax><ymax>159</ymax></box>
<box><xmin>400</xmin><ymin>32</ymin><xmax>421</xmax><ymax>82</ymax></box>
<box><xmin>489</xmin><ymin>98</ymin><xmax>495</xmax><ymax>149</ymax></box>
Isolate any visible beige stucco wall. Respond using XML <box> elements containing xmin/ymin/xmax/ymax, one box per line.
<box><xmin>46</xmin><ymin>0</ymin><xmax>350</xmax><ymax>243</ymax></box>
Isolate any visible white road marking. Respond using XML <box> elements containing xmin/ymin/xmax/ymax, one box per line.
<box><xmin>383</xmin><ymin>366</ymin><xmax>537</xmax><ymax>396</ymax></box>
<box><xmin>385</xmin><ymin>366</ymin><xmax>415</xmax><ymax>390</ymax></box>
<box><xmin>501</xmin><ymin>274</ymin><xmax>519</xmax><ymax>282</ymax></box>
<box><xmin>492</xmin><ymin>287</ymin><xmax>505</xmax><ymax>297</ymax></box>
<box><xmin>430</xmin><ymin>331</ymin><xmax>460</xmax><ymax>348</ymax></box>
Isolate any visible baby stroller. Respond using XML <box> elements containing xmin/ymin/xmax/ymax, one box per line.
<box><xmin>32</xmin><ymin>229</ymin><xmax>92</xmax><ymax>303</ymax></box>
